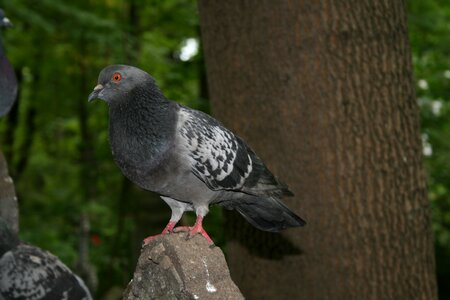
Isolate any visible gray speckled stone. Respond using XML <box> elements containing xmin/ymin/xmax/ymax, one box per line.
<box><xmin>0</xmin><ymin>151</ymin><xmax>18</xmax><ymax>235</ymax></box>
<box><xmin>123</xmin><ymin>233</ymin><xmax>244</xmax><ymax>300</ymax></box>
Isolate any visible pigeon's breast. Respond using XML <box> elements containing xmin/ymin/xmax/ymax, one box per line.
<box><xmin>109</xmin><ymin>132</ymin><xmax>173</xmax><ymax>192</ymax></box>
<box><xmin>108</xmin><ymin>117</ymin><xmax>170</xmax><ymax>186</ymax></box>
<box><xmin>112</xmin><ymin>142</ymin><xmax>216</xmax><ymax>204</ymax></box>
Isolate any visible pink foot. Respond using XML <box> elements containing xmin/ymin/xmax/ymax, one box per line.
<box><xmin>143</xmin><ymin>221</ymin><xmax>176</xmax><ymax>245</ymax></box>
<box><xmin>172</xmin><ymin>226</ymin><xmax>191</xmax><ymax>232</ymax></box>
<box><xmin>174</xmin><ymin>216</ymin><xmax>214</xmax><ymax>245</ymax></box>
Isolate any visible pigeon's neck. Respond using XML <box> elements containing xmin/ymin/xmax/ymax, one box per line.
<box><xmin>108</xmin><ymin>88</ymin><xmax>177</xmax><ymax>170</ymax></box>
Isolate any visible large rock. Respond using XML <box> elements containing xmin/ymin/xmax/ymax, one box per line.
<box><xmin>0</xmin><ymin>151</ymin><xmax>18</xmax><ymax>235</ymax></box>
<box><xmin>123</xmin><ymin>233</ymin><xmax>244</xmax><ymax>300</ymax></box>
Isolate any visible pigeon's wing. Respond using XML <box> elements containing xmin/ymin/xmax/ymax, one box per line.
<box><xmin>177</xmin><ymin>107</ymin><xmax>292</xmax><ymax>196</ymax></box>
<box><xmin>0</xmin><ymin>46</ymin><xmax>17</xmax><ymax>117</ymax></box>
<box><xmin>177</xmin><ymin>107</ymin><xmax>253</xmax><ymax>191</ymax></box>
<box><xmin>0</xmin><ymin>244</ymin><xmax>92</xmax><ymax>300</ymax></box>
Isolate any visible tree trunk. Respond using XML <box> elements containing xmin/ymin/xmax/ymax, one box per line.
<box><xmin>198</xmin><ymin>1</ymin><xmax>437</xmax><ymax>299</ymax></box>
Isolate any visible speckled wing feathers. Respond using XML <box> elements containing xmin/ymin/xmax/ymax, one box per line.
<box><xmin>0</xmin><ymin>244</ymin><xmax>92</xmax><ymax>300</ymax></box>
<box><xmin>178</xmin><ymin>107</ymin><xmax>253</xmax><ymax>191</ymax></box>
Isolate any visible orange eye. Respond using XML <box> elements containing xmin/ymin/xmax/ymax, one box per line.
<box><xmin>112</xmin><ymin>73</ymin><xmax>121</xmax><ymax>82</ymax></box>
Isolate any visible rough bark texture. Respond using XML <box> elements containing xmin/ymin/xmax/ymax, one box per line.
<box><xmin>0</xmin><ymin>150</ymin><xmax>18</xmax><ymax>235</ymax></box>
<box><xmin>198</xmin><ymin>1</ymin><xmax>437</xmax><ymax>300</ymax></box>
<box><xmin>123</xmin><ymin>233</ymin><xmax>243</xmax><ymax>300</ymax></box>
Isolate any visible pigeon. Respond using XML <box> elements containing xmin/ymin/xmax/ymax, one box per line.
<box><xmin>88</xmin><ymin>65</ymin><xmax>305</xmax><ymax>245</ymax></box>
<box><xmin>0</xmin><ymin>218</ymin><xmax>93</xmax><ymax>300</ymax></box>
<box><xmin>0</xmin><ymin>8</ymin><xmax>17</xmax><ymax>117</ymax></box>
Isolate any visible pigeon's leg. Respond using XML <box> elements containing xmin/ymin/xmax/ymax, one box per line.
<box><xmin>143</xmin><ymin>197</ymin><xmax>188</xmax><ymax>245</ymax></box>
<box><xmin>143</xmin><ymin>220</ymin><xmax>178</xmax><ymax>245</ymax></box>
<box><xmin>171</xmin><ymin>225</ymin><xmax>191</xmax><ymax>232</ymax></box>
<box><xmin>186</xmin><ymin>215</ymin><xmax>214</xmax><ymax>244</ymax></box>
<box><xmin>174</xmin><ymin>206</ymin><xmax>214</xmax><ymax>244</ymax></box>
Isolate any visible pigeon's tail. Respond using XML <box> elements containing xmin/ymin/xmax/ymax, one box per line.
<box><xmin>233</xmin><ymin>196</ymin><xmax>306</xmax><ymax>232</ymax></box>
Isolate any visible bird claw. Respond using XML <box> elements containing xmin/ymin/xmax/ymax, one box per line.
<box><xmin>187</xmin><ymin>227</ymin><xmax>214</xmax><ymax>245</ymax></box>
<box><xmin>159</xmin><ymin>217</ymin><xmax>215</xmax><ymax>245</ymax></box>
<box><xmin>182</xmin><ymin>229</ymin><xmax>214</xmax><ymax>245</ymax></box>
<box><xmin>174</xmin><ymin>226</ymin><xmax>196</xmax><ymax>240</ymax></box>
<box><xmin>142</xmin><ymin>230</ymin><xmax>174</xmax><ymax>246</ymax></box>
<box><xmin>142</xmin><ymin>221</ymin><xmax>177</xmax><ymax>246</ymax></box>
<box><xmin>173</xmin><ymin>226</ymin><xmax>190</xmax><ymax>233</ymax></box>
<box><xmin>142</xmin><ymin>236</ymin><xmax>156</xmax><ymax>246</ymax></box>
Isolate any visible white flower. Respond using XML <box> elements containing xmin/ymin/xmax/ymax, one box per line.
<box><xmin>179</xmin><ymin>38</ymin><xmax>199</xmax><ymax>62</ymax></box>
<box><xmin>418</xmin><ymin>79</ymin><xmax>429</xmax><ymax>90</ymax></box>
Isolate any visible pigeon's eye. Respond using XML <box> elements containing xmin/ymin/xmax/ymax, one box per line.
<box><xmin>112</xmin><ymin>73</ymin><xmax>122</xmax><ymax>82</ymax></box>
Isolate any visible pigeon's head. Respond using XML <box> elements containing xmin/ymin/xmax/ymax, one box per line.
<box><xmin>0</xmin><ymin>9</ymin><xmax>13</xmax><ymax>28</ymax></box>
<box><xmin>88</xmin><ymin>64</ymin><xmax>161</xmax><ymax>104</ymax></box>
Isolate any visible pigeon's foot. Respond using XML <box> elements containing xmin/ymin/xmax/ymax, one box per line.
<box><xmin>143</xmin><ymin>221</ymin><xmax>177</xmax><ymax>245</ymax></box>
<box><xmin>172</xmin><ymin>226</ymin><xmax>191</xmax><ymax>232</ymax></box>
<box><xmin>173</xmin><ymin>216</ymin><xmax>214</xmax><ymax>245</ymax></box>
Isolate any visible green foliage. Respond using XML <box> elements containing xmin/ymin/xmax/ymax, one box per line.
<box><xmin>0</xmin><ymin>0</ymin><xmax>210</xmax><ymax>297</ymax></box>
<box><xmin>408</xmin><ymin>0</ymin><xmax>450</xmax><ymax>297</ymax></box>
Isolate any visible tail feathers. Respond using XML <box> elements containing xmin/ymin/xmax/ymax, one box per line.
<box><xmin>233</xmin><ymin>196</ymin><xmax>306</xmax><ymax>232</ymax></box>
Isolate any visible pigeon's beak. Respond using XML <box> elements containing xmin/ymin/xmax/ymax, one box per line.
<box><xmin>88</xmin><ymin>84</ymin><xmax>104</xmax><ymax>102</ymax></box>
<box><xmin>1</xmin><ymin>17</ymin><xmax>13</xmax><ymax>27</ymax></box>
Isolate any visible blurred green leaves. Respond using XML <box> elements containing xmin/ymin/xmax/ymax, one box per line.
<box><xmin>408</xmin><ymin>0</ymin><xmax>450</xmax><ymax>297</ymax></box>
<box><xmin>0</xmin><ymin>0</ymin><xmax>206</xmax><ymax>297</ymax></box>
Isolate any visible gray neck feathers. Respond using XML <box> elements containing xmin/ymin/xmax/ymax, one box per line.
<box><xmin>108</xmin><ymin>86</ymin><xmax>177</xmax><ymax>169</ymax></box>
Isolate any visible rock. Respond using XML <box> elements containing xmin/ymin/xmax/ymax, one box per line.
<box><xmin>123</xmin><ymin>233</ymin><xmax>244</xmax><ymax>300</ymax></box>
<box><xmin>0</xmin><ymin>151</ymin><xmax>18</xmax><ymax>235</ymax></box>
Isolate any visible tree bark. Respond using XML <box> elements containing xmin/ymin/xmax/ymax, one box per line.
<box><xmin>198</xmin><ymin>1</ymin><xmax>437</xmax><ymax>299</ymax></box>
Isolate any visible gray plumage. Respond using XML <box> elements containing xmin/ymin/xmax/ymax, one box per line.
<box><xmin>0</xmin><ymin>219</ymin><xmax>93</xmax><ymax>300</ymax></box>
<box><xmin>89</xmin><ymin>65</ymin><xmax>305</xmax><ymax>243</ymax></box>
<box><xmin>0</xmin><ymin>8</ymin><xmax>17</xmax><ymax>117</ymax></box>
